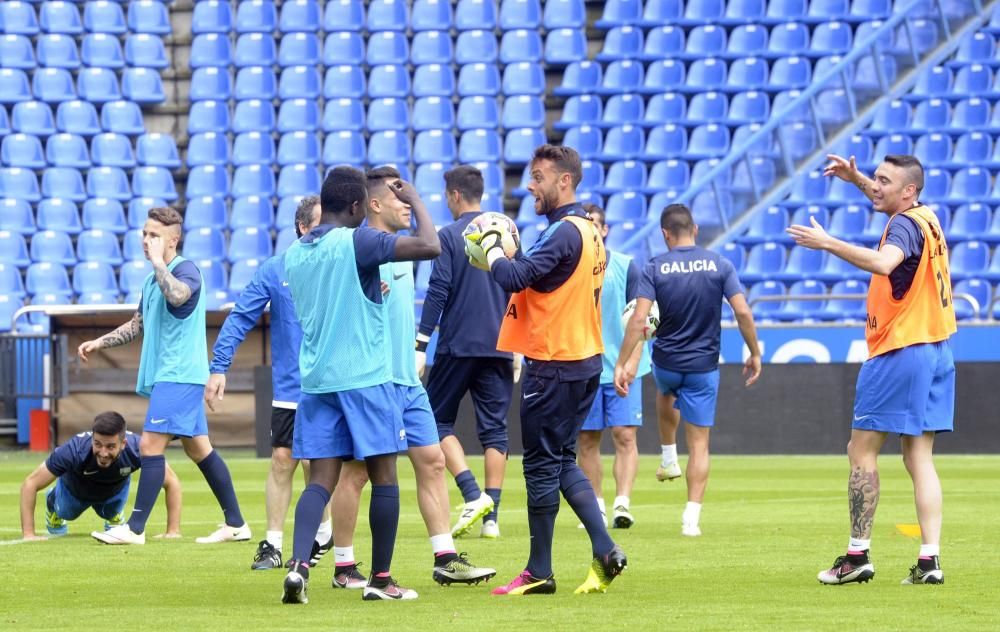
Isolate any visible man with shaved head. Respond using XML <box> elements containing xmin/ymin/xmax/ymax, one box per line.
<box><xmin>81</xmin><ymin>207</ymin><xmax>249</xmax><ymax>546</ymax></box>
<box><xmin>788</xmin><ymin>154</ymin><xmax>956</xmax><ymax>586</ymax></box>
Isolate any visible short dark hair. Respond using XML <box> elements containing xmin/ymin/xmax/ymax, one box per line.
<box><xmin>294</xmin><ymin>195</ymin><xmax>319</xmax><ymax>238</ymax></box>
<box><xmin>365</xmin><ymin>165</ymin><xmax>402</xmax><ymax>195</ymax></box>
<box><xmin>532</xmin><ymin>144</ymin><xmax>583</xmax><ymax>188</ymax></box>
<box><xmin>883</xmin><ymin>154</ymin><xmax>924</xmax><ymax>196</ymax></box>
<box><xmin>660</xmin><ymin>203</ymin><xmax>694</xmax><ymax>234</ymax></box>
<box><xmin>92</xmin><ymin>411</ymin><xmax>126</xmax><ymax>438</ymax></box>
<box><xmin>320</xmin><ymin>166</ymin><xmax>368</xmax><ymax>215</ymax></box>
<box><xmin>443</xmin><ymin>165</ymin><xmax>484</xmax><ymax>204</ymax></box>
<box><xmin>582</xmin><ymin>203</ymin><xmax>605</xmax><ymax>226</ymax></box>
<box><xmin>147</xmin><ymin>207</ymin><xmax>182</xmax><ymax>227</ymax></box>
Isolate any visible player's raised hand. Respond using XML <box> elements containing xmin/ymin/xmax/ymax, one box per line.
<box><xmin>146</xmin><ymin>234</ymin><xmax>166</xmax><ymax>265</ymax></box>
<box><xmin>77</xmin><ymin>339</ymin><xmax>100</xmax><ymax>363</ymax></box>
<box><xmin>822</xmin><ymin>154</ymin><xmax>860</xmax><ymax>183</ymax></box>
<box><xmin>388</xmin><ymin>179</ymin><xmax>420</xmax><ymax>206</ymax></box>
<box><xmin>204</xmin><ymin>373</ymin><xmax>227</xmax><ymax>411</ymax></box>
<box><xmin>743</xmin><ymin>354</ymin><xmax>762</xmax><ymax>387</ymax></box>
<box><xmin>785</xmin><ymin>216</ymin><xmax>831</xmax><ymax>251</ymax></box>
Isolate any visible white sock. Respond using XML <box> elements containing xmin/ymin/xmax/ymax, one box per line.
<box><xmin>315</xmin><ymin>519</ymin><xmax>332</xmax><ymax>544</ymax></box>
<box><xmin>596</xmin><ymin>497</ymin><xmax>606</xmax><ymax>514</ymax></box>
<box><xmin>919</xmin><ymin>544</ymin><xmax>940</xmax><ymax>558</ymax></box>
<box><xmin>430</xmin><ymin>533</ymin><xmax>456</xmax><ymax>555</ymax></box>
<box><xmin>661</xmin><ymin>444</ymin><xmax>678</xmax><ymax>466</ymax></box>
<box><xmin>848</xmin><ymin>537</ymin><xmax>871</xmax><ymax>553</ymax></box>
<box><xmin>333</xmin><ymin>545</ymin><xmax>355</xmax><ymax>565</ymax></box>
<box><xmin>266</xmin><ymin>530</ymin><xmax>283</xmax><ymax>551</ymax></box>
<box><xmin>682</xmin><ymin>501</ymin><xmax>702</xmax><ymax>525</ymax></box>
<box><xmin>613</xmin><ymin>495</ymin><xmax>630</xmax><ymax>510</ymax></box>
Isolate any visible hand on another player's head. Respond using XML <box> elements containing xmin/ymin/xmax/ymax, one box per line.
<box><xmin>823</xmin><ymin>154</ymin><xmax>860</xmax><ymax>183</ymax></box>
<box><xmin>743</xmin><ymin>355</ymin><xmax>762</xmax><ymax>387</ymax></box>
<box><xmin>388</xmin><ymin>179</ymin><xmax>420</xmax><ymax>206</ymax></box>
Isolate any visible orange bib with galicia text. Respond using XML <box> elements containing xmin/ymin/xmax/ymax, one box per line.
<box><xmin>865</xmin><ymin>205</ymin><xmax>957</xmax><ymax>359</ymax></box>
<box><xmin>496</xmin><ymin>215</ymin><xmax>606</xmax><ymax>361</ymax></box>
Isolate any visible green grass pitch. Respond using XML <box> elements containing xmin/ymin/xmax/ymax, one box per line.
<box><xmin>1</xmin><ymin>452</ymin><xmax>997</xmax><ymax>630</ymax></box>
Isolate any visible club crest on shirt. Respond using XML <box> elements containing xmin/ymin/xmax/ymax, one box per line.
<box><xmin>120</xmin><ymin>467</ymin><xmax>132</xmax><ymax>477</ymax></box>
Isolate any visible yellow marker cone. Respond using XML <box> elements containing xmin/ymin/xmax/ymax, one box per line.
<box><xmin>895</xmin><ymin>523</ymin><xmax>922</xmax><ymax>538</ymax></box>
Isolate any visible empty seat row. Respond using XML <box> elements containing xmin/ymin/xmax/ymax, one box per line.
<box><xmin>0</xmin><ymin>33</ymin><xmax>168</xmax><ymax>69</ymax></box>
<box><xmin>1</xmin><ymin>1</ymin><xmax>170</xmax><ymax>36</ymax></box>
<box><xmin>0</xmin><ymin>197</ymin><xmax>166</xmax><ymax>235</ymax></box>
<box><xmin>0</xmin><ymin>166</ymin><xmax>175</xmax><ymax>202</ymax></box>
<box><xmin>908</xmin><ymin>63</ymin><xmax>1000</xmax><ymax>100</ymax></box>
<box><xmin>0</xmin><ymin>99</ymin><xmax>148</xmax><ymax>136</ymax></box>
<box><xmin>1</xmin><ymin>132</ymin><xmax>178</xmax><ymax>169</ymax></box>
<box><xmin>0</xmin><ymin>67</ymin><xmax>164</xmax><ymax>104</ymax></box>
<box><xmin>869</xmin><ymin>97</ymin><xmax>1000</xmax><ymax>137</ymax></box>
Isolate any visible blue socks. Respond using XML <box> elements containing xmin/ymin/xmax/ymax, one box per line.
<box><xmin>525</xmin><ymin>490</ymin><xmax>560</xmax><ymax>579</ymax></box>
<box><xmin>127</xmin><ymin>454</ymin><xmax>165</xmax><ymax>534</ymax></box>
<box><xmin>370</xmin><ymin>484</ymin><xmax>400</xmax><ymax>575</ymax></box>
<box><xmin>484</xmin><ymin>487</ymin><xmax>501</xmax><ymax>523</ymax></box>
<box><xmin>454</xmin><ymin>469</ymin><xmax>481</xmax><ymax>503</ymax></box>
<box><xmin>562</xmin><ymin>469</ymin><xmax>615</xmax><ymax>557</ymax></box>
<box><xmin>197</xmin><ymin>450</ymin><xmax>245</xmax><ymax>528</ymax></box>
<box><xmin>293</xmin><ymin>484</ymin><xmax>331</xmax><ymax>564</ymax></box>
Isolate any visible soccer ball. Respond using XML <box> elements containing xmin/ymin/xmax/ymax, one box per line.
<box><xmin>621</xmin><ymin>299</ymin><xmax>660</xmax><ymax>341</ymax></box>
<box><xmin>463</xmin><ymin>212</ymin><xmax>520</xmax><ymax>271</ymax></box>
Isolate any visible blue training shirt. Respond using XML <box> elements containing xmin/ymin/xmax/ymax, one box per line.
<box><xmin>418</xmin><ymin>212</ymin><xmax>511</xmax><ymax>359</ymax></box>
<box><xmin>209</xmin><ymin>253</ymin><xmax>302</xmax><ymax>405</ymax></box>
<box><xmin>883</xmin><ymin>213</ymin><xmax>925</xmax><ymax>301</ymax></box>
<box><xmin>45</xmin><ymin>432</ymin><xmax>141</xmax><ymax>503</ymax></box>
<box><xmin>600</xmin><ymin>249</ymin><xmax>650</xmax><ymax>384</ymax></box>
<box><xmin>637</xmin><ymin>245</ymin><xmax>743</xmax><ymax>373</ymax></box>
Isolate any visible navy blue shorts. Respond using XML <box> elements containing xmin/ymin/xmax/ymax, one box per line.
<box><xmin>582</xmin><ymin>383</ymin><xmax>643</xmax><ymax>430</ymax></box>
<box><xmin>853</xmin><ymin>341</ymin><xmax>955</xmax><ymax>436</ymax></box>
<box><xmin>426</xmin><ymin>354</ymin><xmax>512</xmax><ymax>453</ymax></box>
<box><xmin>47</xmin><ymin>478</ymin><xmax>130</xmax><ymax>521</ymax></box>
<box><xmin>144</xmin><ymin>382</ymin><xmax>208</xmax><ymax>437</ymax></box>
<box><xmin>270</xmin><ymin>406</ymin><xmax>295</xmax><ymax>449</ymax></box>
<box><xmin>651</xmin><ymin>365</ymin><xmax>720</xmax><ymax>427</ymax></box>
<box><xmin>293</xmin><ymin>383</ymin><xmax>406</xmax><ymax>460</ymax></box>
<box><xmin>395</xmin><ymin>383</ymin><xmax>439</xmax><ymax>449</ymax></box>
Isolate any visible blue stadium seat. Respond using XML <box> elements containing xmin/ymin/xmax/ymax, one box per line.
<box><xmin>774</xmin><ymin>245</ymin><xmax>826</xmax><ymax>282</ymax></box>
<box><xmin>324</xmin><ymin>0</ymin><xmax>364</xmax><ymax>31</ymax></box>
<box><xmin>37</xmin><ymin>33</ymin><xmax>80</xmax><ymax>68</ymax></box>
<box><xmin>192</xmin><ymin>0</ymin><xmax>232</xmax><ymax>34</ymax></box>
<box><xmin>544</xmin><ymin>28</ymin><xmax>587</xmax><ymax>65</ymax></box>
<box><xmin>1</xmin><ymin>133</ymin><xmax>45</xmax><ymax>169</ymax></box>
<box><xmin>456</xmin><ymin>0</ymin><xmax>496</xmax><ymax>30</ymax></box>
<box><xmin>644</xmin><ymin>159</ymin><xmax>689</xmax><ymax>196</ymax></box>
<box><xmin>931</xmin><ymin>204</ymin><xmax>951</xmax><ymax>234</ymax></box>
<box><xmin>873</xmin><ymin>132</ymin><xmax>914</xmax><ymax>160</ymax></box>
<box><xmin>504</xmin><ymin>128</ymin><xmax>545</xmax><ymax>165</ymax></box>
<box><xmin>125</xmin><ymin>34</ymin><xmax>168</xmax><ymax>69</ymax></box>
<box><xmin>502</xmin><ymin>62</ymin><xmax>545</xmax><ymax>96</ymax></box>
<box><xmin>412</xmin><ymin>63</ymin><xmax>455</xmax><ymax>98</ymax></box>
<box><xmin>118</xmin><ymin>259</ymin><xmax>152</xmax><ymax>296</ymax></box>
<box><xmin>952</xmin><ymin>63</ymin><xmax>993</xmax><ymax>98</ymax></box>
<box><xmin>636</xmin><ymin>0</ymin><xmax>681</xmax><ymax>26</ymax></box>
<box><xmin>678</xmin><ymin>0</ymin><xmax>724</xmax><ymax>25</ymax></box>
<box><xmin>456</xmin><ymin>29</ymin><xmax>498</xmax><ymax>65</ymax></box>
<box><xmin>121</xmin><ymin>228</ymin><xmax>144</xmax><ymax>261</ymax></box>
<box><xmin>131</xmin><ymin>166</ymin><xmax>176</xmax><ymax>201</ymax></box>
<box><xmin>810</xmin><ymin>20</ymin><xmax>852</xmax><ymax>57</ymax></box>
<box><xmin>476</xmin><ymin>161</ymin><xmax>505</xmax><ymax>197</ymax></box>
<box><xmin>136</xmin><ymin>133</ymin><xmax>180</xmax><ymax>169</ymax></box>
<box><xmin>189</xmin><ymin>67</ymin><xmax>232</xmax><ymax>102</ymax></box>
<box><xmin>774</xmin><ymin>279</ymin><xmax>827</xmax><ymax>321</ymax></box>
<box><xmin>1</xmin><ymin>1</ymin><xmax>40</xmax><ymax>35</ymax></box>
<box><xmin>922</xmin><ymin>167</ymin><xmax>951</xmax><ymax>201</ymax></box>
<box><xmin>39</xmin><ymin>166</ymin><xmax>83</xmax><ymax>202</ymax></box>
<box><xmin>186</xmin><ymin>166</ymin><xmax>231</xmax><ymax>199</ymax></box>
<box><xmin>229</xmin><ymin>195</ymin><xmax>273</xmax><ymax>231</ymax></box>
<box><xmin>768</xmin><ymin>56</ymin><xmax>812</xmax><ymax>92</ymax></box>
<box><xmin>278</xmin><ymin>32</ymin><xmax>321</xmax><ymax>68</ymax></box>
<box><xmin>188</xmin><ymin>100</ymin><xmax>229</xmax><ymax>135</ymax></box>
<box><xmin>184</xmin><ymin>228</ymin><xmax>226</xmax><ymax>262</ymax></box>
<box><xmin>732</xmin><ymin>156</ymin><xmax>776</xmax><ymax>196</ymax></box>
<box><xmin>235</xmin><ymin>66</ymin><xmax>277</xmax><ymax>101</ymax></box>
<box><xmin>0</xmin><ymin>167</ymin><xmax>41</xmax><ymax>202</ymax></box>
<box><xmin>0</xmin><ymin>69</ymin><xmax>32</xmax><ymax>105</ymax></box>
<box><xmin>457</xmin><ymin>63</ymin><xmax>500</xmax><ymax>97</ymax></box>
<box><xmin>788</xmin><ymin>205</ymin><xmax>831</xmax><ymax>234</ymax></box>
<box><xmin>640</xmin><ymin>25</ymin><xmax>685</xmax><ymax>61</ymax></box>
<box><xmin>777</xmin><ymin>121</ymin><xmax>818</xmax><ymax>162</ymax></box>
<box><xmin>644</xmin><ymin>123</ymin><xmax>687</xmax><ymax>160</ymax></box>
<box><xmin>47</xmin><ymin>126</ymin><xmax>93</xmax><ymax>162</ymax></box>
<box><xmin>640</xmin><ymin>92</ymin><xmax>688</xmax><ymax>127</ymax></box>
<box><xmin>414</xmin><ymin>162</ymin><xmax>446</xmax><ymax>196</ymax></box>
<box><xmin>322</xmin><ymin>98</ymin><xmax>364</xmax><ymax>132</ymax></box>
<box><xmin>280</xmin><ymin>0</ymin><xmax>320</xmax><ymax>32</ymax></box>
<box><xmin>950</xmin><ymin>31</ymin><xmax>995</xmax><ymax>66</ymax></box>
<box><xmin>951</xmin><ymin>278</ymin><xmax>990</xmax><ymax>320</ymax></box>
<box><xmin>950</xmin><ymin>98</ymin><xmax>990</xmax><ymax>133</ymax></box>
<box><xmin>766</xmin><ymin>22</ymin><xmax>809</xmax><ymax>58</ymax></box>
<box><xmin>456</xmin><ymin>95</ymin><xmax>499</xmax><ymax>130</ymax></box>
<box><xmin>911</xmin><ymin>98</ymin><xmax>951</xmax><ymax>134</ymax></box>
<box><xmin>715</xmin><ymin>242</ymin><xmax>746</xmax><ymax>274</ymax></box>
<box><xmin>32</xmin><ymin>68</ymin><xmax>75</xmax><ymax>103</ymax></box>
<box><xmin>231</xmin><ymin>164</ymin><xmax>276</xmax><ymax>199</ymax></box>
<box><xmin>411</xmin><ymin>31</ymin><xmax>452</xmax><ymax>65</ymax></box>
<box><xmin>680</xmin><ymin>24</ymin><xmax>726</xmax><ymax>60</ymax></box>
<box><xmin>278</xmin><ymin>98</ymin><xmax>321</xmax><ymax>133</ymax></box>
<box><xmin>232</xmin><ymin>99</ymin><xmax>275</xmax><ymax>133</ymax></box>
<box><xmin>235</xmin><ymin>0</ymin><xmax>276</xmax><ymax>33</ymax></box>
<box><xmin>90</xmin><ymin>132</ymin><xmax>135</xmax><ymax>168</ymax></box>
<box><xmin>228</xmin><ymin>227</ymin><xmax>273</xmax><ymax>264</ymax></box>
<box><xmin>721</xmin><ymin>0</ymin><xmax>766</xmax><ymax>24</ymax></box>
<box><xmin>368</xmin><ymin>0</ymin><xmax>408</xmax><ymax>31</ymax></box>
<box><xmin>849</xmin><ymin>0</ymin><xmax>890</xmax><ymax>22</ymax></box>
<box><xmin>83</xmin><ymin>0</ymin><xmax>126</xmax><ymax>35</ymax></box>
<box><xmin>814</xmin><ymin>244</ymin><xmax>868</xmax><ymax>282</ymax></box>
<box><xmin>278</xmin><ymin>65</ymin><xmax>321</xmax><ymax>100</ymax></box>
<box><xmin>868</xmin><ymin>99</ymin><xmax>912</xmax><ymax>137</ymax></box>
<box><xmin>0</xmin><ymin>230</ymin><xmax>31</xmax><ymax>267</ymax></box>
<box><xmin>127</xmin><ymin>0</ymin><xmax>171</xmax><ymax>35</ymax></box>
<box><xmin>949</xmin><ymin>203</ymin><xmax>991</xmax><ymax>242</ymax></box>
<box><xmin>368</xmin><ymin>130</ymin><xmax>410</xmax><ymax>166</ymax></box>
<box><xmin>893</xmin><ymin>18</ymin><xmax>939</xmax><ymax>58</ymax></box>
<box><xmin>189</xmin><ymin>33</ymin><xmax>231</xmax><ymax>68</ymax></box>
<box><xmin>0</xmin><ymin>262</ymin><xmax>26</xmax><ymax>298</ymax></box>
<box><xmin>233</xmin><ymin>33</ymin><xmax>276</xmax><ymax>68</ymax></box>
<box><xmin>458</xmin><ymin>129</ymin><xmax>502</xmax><ymax>163</ymax></box>
<box><xmin>367</xmin><ymin>31</ymin><xmax>409</xmax><ymax>66</ymax></box>
<box><xmin>949</xmin><ymin>241</ymin><xmax>989</xmax><ymax>281</ymax></box>
<box><xmin>599</xmin><ymin>59</ymin><xmax>645</xmax><ymax>95</ymax></box>
<box><xmin>601</xmin><ymin>124</ymin><xmax>644</xmax><ymax>161</ymax></box>
<box><xmin>597</xmin><ymin>26</ymin><xmax>644</xmax><ymax>62</ymax></box>
<box><xmin>196</xmin><ymin>259</ymin><xmax>228</xmax><ymax>294</ymax></box>
<box><xmin>274</xmin><ymin>227</ymin><xmax>297</xmax><ymax>255</ymax></box>
<box><xmin>827</xmin><ymin>204</ymin><xmax>869</xmax><ymax>242</ymax></box>
<box><xmin>806</xmin><ymin>0</ymin><xmax>850</xmax><ymax>22</ymax></box>
<box><xmin>727</xmin><ymin>90</ymin><xmax>770</xmax><ymax>125</ymax></box>
<box><xmin>323</xmin><ymin>131</ymin><xmax>366</xmax><ymax>166</ymax></box>
<box><xmin>861</xmin><ymin>209</ymin><xmax>889</xmax><ymax>244</ymax></box>
<box><xmin>685</xmin><ymin>124</ymin><xmax>730</xmax><ymax>160</ymax></box>
<box><xmin>949</xmin><ymin>131</ymin><xmax>992</xmax><ymax>168</ymax></box>
<box><xmin>79</xmin><ymin>33</ymin><xmax>122</xmax><ymax>69</ymax></box>
<box><xmin>277</xmin><ymin>164</ymin><xmax>320</xmax><ymax>199</ymax></box>
<box><xmin>86</xmin><ymin>166</ymin><xmax>130</xmax><ymax>201</ymax></box>
<box><xmin>36</xmin><ymin>198</ymin><xmax>81</xmax><ymax>234</ymax></box>
<box><xmin>946</xmin><ymin>167</ymin><xmax>990</xmax><ymax>204</ymax></box>
<box><xmin>685</xmin><ymin>91</ymin><xmax>729</xmax><ymax>125</ymax></box>
<box><xmin>0</xmin><ymin>198</ymin><xmax>34</xmax><ymax>234</ymax></box>
<box><xmin>745</xmin><ymin>280</ymin><xmax>788</xmax><ymax>320</ymax></box>
<box><xmin>725</xmin><ymin>25</ymin><xmax>768</xmax><ymax>60</ymax></box>
<box><xmin>202</xmin><ymin>289</ymin><xmax>231</xmax><ymax>310</ymax></box>
<box><xmin>817</xmin><ymin>87</ymin><xmax>854</xmax><ymax>130</ymax></box>
<box><xmin>907</xmin><ymin>66</ymin><xmax>953</xmax><ymax>101</ymax></box>
<box><xmin>26</xmin><ymin>262</ymin><xmax>72</xmax><ymax>297</ymax></box>
<box><xmin>276</xmin><ymin>131</ymin><xmax>320</xmax><ymax>166</ymax></box>
<box><xmin>76</xmin><ymin>229</ymin><xmax>123</xmax><ymax>265</ymax></box>
<box><xmin>183</xmin><ymin>196</ymin><xmax>227</xmax><ymax>231</ymax></box>
<box><xmin>412</xmin><ymin>96</ymin><xmax>453</xmax><ymax>131</ymax></box>
<box><xmin>228</xmin><ymin>258</ymin><xmax>262</xmax><ymax>295</ymax></box>
<box><xmin>554</xmin><ymin>60</ymin><xmax>602</xmax><ymax>96</ymax></box>
<box><xmin>500</xmin><ymin>0</ymin><xmax>541</xmax><ymax>29</ymax></box>
<box><xmin>682</xmin><ymin>58</ymin><xmax>726</xmax><ymax>93</ymax></box>
<box><xmin>503</xmin><ymin>95</ymin><xmax>545</xmax><ymax>129</ymax></box>
<box><xmin>560</xmin><ymin>125</ymin><xmax>602</xmax><ymax>159</ymax></box>
<box><xmin>0</xmin><ymin>34</ymin><xmax>35</xmax><ymax>69</ymax></box>
<box><xmin>413</xmin><ymin>130</ymin><xmax>456</xmax><ymax>164</ymax></box>
<box><xmin>914</xmin><ymin>131</ymin><xmax>953</xmax><ymax>167</ymax></box>
<box><xmin>604</xmin><ymin>189</ymin><xmax>648</xmax><ymax>223</ymax></box>
<box><xmin>30</xmin><ymin>230</ymin><xmax>75</xmax><ymax>265</ymax></box>
<box><xmin>367</xmin><ymin>64</ymin><xmax>410</xmax><ymax>99</ymax></box>
<box><xmin>411</xmin><ymin>0</ymin><xmax>452</xmax><ymax>31</ymax></box>
<box><xmin>40</xmin><ymin>1</ymin><xmax>83</xmax><ymax>35</ymax></box>
<box><xmin>81</xmin><ymin>198</ymin><xmax>126</xmax><ymax>234</ymax></box>
<box><xmin>640</xmin><ymin>59</ymin><xmax>686</xmax><ymax>95</ymax></box>
<box><xmin>738</xmin><ymin>205</ymin><xmax>788</xmax><ymax>244</ymax></box>
<box><xmin>983</xmin><ymin>245</ymin><xmax>1000</xmax><ymax>281</ymax></box>
<box><xmin>543</xmin><ymin>0</ymin><xmax>585</xmax><ymax>28</ymax></box>
<box><xmin>599</xmin><ymin>93</ymin><xmax>643</xmax><ymax>128</ymax></box>
<box><xmin>323</xmin><ymin>31</ymin><xmax>363</xmax><ymax>66</ymax></box>
<box><xmin>763</xmin><ymin>0</ymin><xmax>806</xmax><ymax>23</ymax></box>
<box><xmin>78</xmin><ymin>67</ymin><xmax>121</xmax><ymax>104</ymax></box>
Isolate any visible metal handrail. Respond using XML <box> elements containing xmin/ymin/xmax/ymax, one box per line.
<box><xmin>8</xmin><ymin>302</ymin><xmax>237</xmax><ymax>332</ymax></box>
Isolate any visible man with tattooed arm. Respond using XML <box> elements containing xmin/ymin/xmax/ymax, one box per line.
<box><xmin>80</xmin><ymin>207</ymin><xmax>250</xmax><ymax>546</ymax></box>
<box><xmin>787</xmin><ymin>154</ymin><xmax>956</xmax><ymax>586</ymax></box>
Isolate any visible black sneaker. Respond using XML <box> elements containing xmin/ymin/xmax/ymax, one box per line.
<box><xmin>362</xmin><ymin>576</ymin><xmax>418</xmax><ymax>600</ymax></box>
<box><xmin>332</xmin><ymin>563</ymin><xmax>368</xmax><ymax>589</ymax></box>
<box><xmin>282</xmin><ymin>560</ymin><xmax>310</xmax><ymax>604</ymax></box>
<box><xmin>902</xmin><ymin>555</ymin><xmax>944</xmax><ymax>584</ymax></box>
<box><xmin>309</xmin><ymin>536</ymin><xmax>334</xmax><ymax>566</ymax></box>
<box><xmin>432</xmin><ymin>552</ymin><xmax>497</xmax><ymax>585</ymax></box>
<box><xmin>251</xmin><ymin>540</ymin><xmax>283</xmax><ymax>571</ymax></box>
<box><xmin>818</xmin><ymin>552</ymin><xmax>875</xmax><ymax>585</ymax></box>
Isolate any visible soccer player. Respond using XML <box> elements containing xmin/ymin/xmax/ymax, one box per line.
<box><xmin>476</xmin><ymin>144</ymin><xmax>626</xmax><ymax>596</ymax></box>
<box><xmin>20</xmin><ymin>411</ymin><xmax>181</xmax><ymax>540</ymax></box>
<box><xmin>81</xmin><ymin>207</ymin><xmax>249</xmax><ymax>546</ymax></box>
<box><xmin>204</xmin><ymin>195</ymin><xmax>337</xmax><ymax>570</ymax></box>
<box><xmin>575</xmin><ymin>204</ymin><xmax>648</xmax><ymax>530</ymax></box>
<box><xmin>417</xmin><ymin>164</ymin><xmax>517</xmax><ymax>539</ymax></box>
<box><xmin>280</xmin><ymin>166</ymin><xmax>440</xmax><ymax>604</ymax></box>
<box><xmin>789</xmin><ymin>154</ymin><xmax>956</xmax><ymax>586</ymax></box>
<box><xmin>614</xmin><ymin>203</ymin><xmax>761</xmax><ymax>538</ymax></box>
<box><xmin>325</xmin><ymin>166</ymin><xmax>496</xmax><ymax>589</ymax></box>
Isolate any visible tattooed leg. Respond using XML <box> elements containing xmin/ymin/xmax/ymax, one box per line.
<box><xmin>848</xmin><ymin>467</ymin><xmax>880</xmax><ymax>539</ymax></box>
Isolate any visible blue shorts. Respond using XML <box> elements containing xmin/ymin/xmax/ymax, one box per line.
<box><xmin>47</xmin><ymin>478</ymin><xmax>130</xmax><ymax>521</ymax></box>
<box><xmin>853</xmin><ymin>341</ymin><xmax>955</xmax><ymax>436</ymax></box>
<box><xmin>293</xmin><ymin>383</ymin><xmax>406</xmax><ymax>460</ymax></box>
<box><xmin>582</xmin><ymin>382</ymin><xmax>643</xmax><ymax>431</ymax></box>
<box><xmin>144</xmin><ymin>382</ymin><xmax>208</xmax><ymax>437</ymax></box>
<box><xmin>651</xmin><ymin>365</ymin><xmax>720</xmax><ymax>427</ymax></box>
<box><xmin>396</xmin><ymin>383</ymin><xmax>439</xmax><ymax>449</ymax></box>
